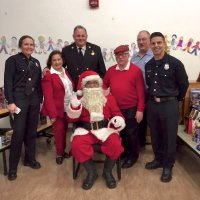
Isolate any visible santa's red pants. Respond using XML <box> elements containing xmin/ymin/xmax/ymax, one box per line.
<box><xmin>71</xmin><ymin>132</ymin><xmax>124</xmax><ymax>163</ymax></box>
<box><xmin>52</xmin><ymin>114</ymin><xmax>68</xmax><ymax>156</ymax></box>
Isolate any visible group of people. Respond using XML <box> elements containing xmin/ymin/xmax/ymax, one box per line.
<box><xmin>4</xmin><ymin>25</ymin><xmax>189</xmax><ymax>190</ymax></box>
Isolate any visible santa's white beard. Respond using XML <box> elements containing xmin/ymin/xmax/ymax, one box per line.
<box><xmin>81</xmin><ymin>87</ymin><xmax>107</xmax><ymax>114</ymax></box>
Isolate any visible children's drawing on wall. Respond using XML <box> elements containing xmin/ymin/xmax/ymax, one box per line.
<box><xmin>64</xmin><ymin>41</ymin><xmax>69</xmax><ymax>47</ymax></box>
<box><xmin>190</xmin><ymin>41</ymin><xmax>200</xmax><ymax>56</ymax></box>
<box><xmin>171</xmin><ymin>34</ymin><xmax>177</xmax><ymax>50</ymax></box>
<box><xmin>0</xmin><ymin>34</ymin><xmax>199</xmax><ymax>58</ymax></box>
<box><xmin>9</xmin><ymin>36</ymin><xmax>18</xmax><ymax>55</ymax></box>
<box><xmin>55</xmin><ymin>39</ymin><xmax>63</xmax><ymax>51</ymax></box>
<box><xmin>0</xmin><ymin>36</ymin><xmax>8</xmax><ymax>54</ymax></box>
<box><xmin>130</xmin><ymin>42</ymin><xmax>138</xmax><ymax>56</ymax></box>
<box><xmin>165</xmin><ymin>35</ymin><xmax>170</xmax><ymax>54</ymax></box>
<box><xmin>176</xmin><ymin>36</ymin><xmax>184</xmax><ymax>50</ymax></box>
<box><xmin>102</xmin><ymin>48</ymin><xmax>107</xmax><ymax>61</ymax></box>
<box><xmin>182</xmin><ymin>38</ymin><xmax>193</xmax><ymax>52</ymax></box>
<box><xmin>37</xmin><ymin>35</ymin><xmax>47</xmax><ymax>54</ymax></box>
<box><xmin>107</xmin><ymin>48</ymin><xmax>115</xmax><ymax>62</ymax></box>
<box><xmin>47</xmin><ymin>37</ymin><xmax>55</xmax><ymax>51</ymax></box>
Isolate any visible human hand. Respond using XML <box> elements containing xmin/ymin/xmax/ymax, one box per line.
<box><xmin>40</xmin><ymin>103</ymin><xmax>43</xmax><ymax>111</ymax></box>
<box><xmin>7</xmin><ymin>103</ymin><xmax>17</xmax><ymax>114</ymax></box>
<box><xmin>103</xmin><ymin>89</ymin><xmax>110</xmax><ymax>96</ymax></box>
<box><xmin>135</xmin><ymin>111</ymin><xmax>143</xmax><ymax>123</ymax></box>
<box><xmin>50</xmin><ymin>118</ymin><xmax>56</xmax><ymax>124</ymax></box>
<box><xmin>43</xmin><ymin>67</ymin><xmax>50</xmax><ymax>76</ymax></box>
<box><xmin>70</xmin><ymin>93</ymin><xmax>81</xmax><ymax>108</ymax></box>
<box><xmin>110</xmin><ymin>116</ymin><xmax>125</xmax><ymax>129</ymax></box>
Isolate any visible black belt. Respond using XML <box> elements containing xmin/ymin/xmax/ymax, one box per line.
<box><xmin>151</xmin><ymin>96</ymin><xmax>177</xmax><ymax>103</ymax></box>
<box><xmin>77</xmin><ymin>120</ymin><xmax>108</xmax><ymax>130</ymax></box>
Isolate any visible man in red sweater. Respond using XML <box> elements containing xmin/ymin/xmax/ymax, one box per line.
<box><xmin>103</xmin><ymin>45</ymin><xmax>145</xmax><ymax>168</ymax></box>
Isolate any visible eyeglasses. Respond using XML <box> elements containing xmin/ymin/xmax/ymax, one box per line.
<box><xmin>115</xmin><ymin>52</ymin><xmax>129</xmax><ymax>57</ymax></box>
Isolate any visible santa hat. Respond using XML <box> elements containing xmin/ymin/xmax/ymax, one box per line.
<box><xmin>77</xmin><ymin>70</ymin><xmax>103</xmax><ymax>96</ymax></box>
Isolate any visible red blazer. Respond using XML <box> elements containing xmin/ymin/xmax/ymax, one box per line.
<box><xmin>41</xmin><ymin>69</ymin><xmax>74</xmax><ymax>119</ymax></box>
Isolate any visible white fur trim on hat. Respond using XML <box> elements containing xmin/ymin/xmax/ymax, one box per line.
<box><xmin>82</xmin><ymin>75</ymin><xmax>102</xmax><ymax>88</ymax></box>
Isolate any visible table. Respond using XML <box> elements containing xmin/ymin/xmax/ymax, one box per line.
<box><xmin>0</xmin><ymin>111</ymin><xmax>52</xmax><ymax>175</ymax></box>
<box><xmin>0</xmin><ymin>108</ymin><xmax>9</xmax><ymax>118</ymax></box>
<box><xmin>178</xmin><ymin>125</ymin><xmax>200</xmax><ymax>157</ymax></box>
<box><xmin>0</xmin><ymin>141</ymin><xmax>11</xmax><ymax>175</ymax></box>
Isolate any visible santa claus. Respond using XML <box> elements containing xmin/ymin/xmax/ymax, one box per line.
<box><xmin>66</xmin><ymin>70</ymin><xmax>125</xmax><ymax>190</ymax></box>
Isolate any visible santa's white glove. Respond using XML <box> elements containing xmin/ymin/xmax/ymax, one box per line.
<box><xmin>70</xmin><ymin>93</ymin><xmax>81</xmax><ymax>108</ymax></box>
<box><xmin>108</xmin><ymin>116</ymin><xmax>125</xmax><ymax>132</ymax></box>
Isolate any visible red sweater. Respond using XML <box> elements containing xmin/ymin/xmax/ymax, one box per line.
<box><xmin>103</xmin><ymin>63</ymin><xmax>145</xmax><ymax>111</ymax></box>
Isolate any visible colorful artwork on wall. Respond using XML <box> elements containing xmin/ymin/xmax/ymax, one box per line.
<box><xmin>0</xmin><ymin>34</ymin><xmax>200</xmax><ymax>62</ymax></box>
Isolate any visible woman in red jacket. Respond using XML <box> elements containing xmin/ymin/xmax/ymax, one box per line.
<box><xmin>41</xmin><ymin>50</ymin><xmax>74</xmax><ymax>164</ymax></box>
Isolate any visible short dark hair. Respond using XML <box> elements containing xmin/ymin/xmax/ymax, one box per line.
<box><xmin>18</xmin><ymin>35</ymin><xmax>34</xmax><ymax>48</ymax></box>
<box><xmin>150</xmin><ymin>32</ymin><xmax>165</xmax><ymax>41</ymax></box>
<box><xmin>46</xmin><ymin>50</ymin><xmax>64</xmax><ymax>69</ymax></box>
<box><xmin>73</xmin><ymin>25</ymin><xmax>87</xmax><ymax>35</ymax></box>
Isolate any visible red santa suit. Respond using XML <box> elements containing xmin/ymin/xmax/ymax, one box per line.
<box><xmin>66</xmin><ymin>71</ymin><xmax>125</xmax><ymax>163</ymax></box>
<box><xmin>41</xmin><ymin>67</ymin><xmax>74</xmax><ymax>156</ymax></box>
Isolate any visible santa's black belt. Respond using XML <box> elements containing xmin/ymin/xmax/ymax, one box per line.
<box><xmin>150</xmin><ymin>96</ymin><xmax>177</xmax><ymax>103</ymax></box>
<box><xmin>77</xmin><ymin>120</ymin><xmax>109</xmax><ymax>130</ymax></box>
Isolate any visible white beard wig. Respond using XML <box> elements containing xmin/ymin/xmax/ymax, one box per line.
<box><xmin>81</xmin><ymin>87</ymin><xmax>107</xmax><ymax>114</ymax></box>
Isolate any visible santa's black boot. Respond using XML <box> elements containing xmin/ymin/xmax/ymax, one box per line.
<box><xmin>82</xmin><ymin>159</ymin><xmax>98</xmax><ymax>190</ymax></box>
<box><xmin>103</xmin><ymin>157</ymin><xmax>117</xmax><ymax>189</ymax></box>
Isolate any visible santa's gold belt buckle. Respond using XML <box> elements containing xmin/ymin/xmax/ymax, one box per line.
<box><xmin>154</xmin><ymin>97</ymin><xmax>161</xmax><ymax>102</ymax></box>
<box><xmin>91</xmin><ymin>122</ymin><xmax>99</xmax><ymax>130</ymax></box>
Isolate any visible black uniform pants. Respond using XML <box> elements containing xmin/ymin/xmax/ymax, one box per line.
<box><xmin>120</xmin><ymin>107</ymin><xmax>139</xmax><ymax>160</ymax></box>
<box><xmin>146</xmin><ymin>99</ymin><xmax>179</xmax><ymax>168</ymax></box>
<box><xmin>9</xmin><ymin>91</ymin><xmax>40</xmax><ymax>172</ymax></box>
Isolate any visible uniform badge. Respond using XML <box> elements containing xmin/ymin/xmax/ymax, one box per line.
<box><xmin>71</xmin><ymin>46</ymin><xmax>74</xmax><ymax>49</ymax></box>
<box><xmin>88</xmin><ymin>46</ymin><xmax>91</xmax><ymax>49</ymax></box>
<box><xmin>164</xmin><ymin>63</ymin><xmax>169</xmax><ymax>70</ymax></box>
<box><xmin>35</xmin><ymin>62</ymin><xmax>39</xmax><ymax>67</ymax></box>
<box><xmin>91</xmin><ymin>50</ymin><xmax>95</xmax><ymax>56</ymax></box>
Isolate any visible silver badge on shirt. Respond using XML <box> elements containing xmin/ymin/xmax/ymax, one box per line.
<box><xmin>164</xmin><ymin>63</ymin><xmax>169</xmax><ymax>70</ymax></box>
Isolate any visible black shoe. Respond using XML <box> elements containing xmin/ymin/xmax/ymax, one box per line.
<box><xmin>56</xmin><ymin>157</ymin><xmax>64</xmax><ymax>165</ymax></box>
<box><xmin>82</xmin><ymin>173</ymin><xmax>98</xmax><ymax>190</ymax></box>
<box><xmin>103</xmin><ymin>172</ymin><xmax>116</xmax><ymax>189</ymax></box>
<box><xmin>24</xmin><ymin>160</ymin><xmax>41</xmax><ymax>169</ymax></box>
<box><xmin>8</xmin><ymin>171</ymin><xmax>17</xmax><ymax>181</ymax></box>
<box><xmin>122</xmin><ymin>158</ymin><xmax>137</xmax><ymax>168</ymax></box>
<box><xmin>120</xmin><ymin>152</ymin><xmax>129</xmax><ymax>161</ymax></box>
<box><xmin>145</xmin><ymin>160</ymin><xmax>162</xmax><ymax>170</ymax></box>
<box><xmin>161</xmin><ymin>167</ymin><xmax>172</xmax><ymax>182</ymax></box>
<box><xmin>63</xmin><ymin>152</ymin><xmax>71</xmax><ymax>158</ymax></box>
<box><xmin>82</xmin><ymin>159</ymin><xmax>98</xmax><ymax>190</ymax></box>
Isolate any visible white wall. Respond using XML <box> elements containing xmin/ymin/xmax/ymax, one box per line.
<box><xmin>0</xmin><ymin>0</ymin><xmax>200</xmax><ymax>127</ymax></box>
<box><xmin>0</xmin><ymin>0</ymin><xmax>200</xmax><ymax>85</ymax></box>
